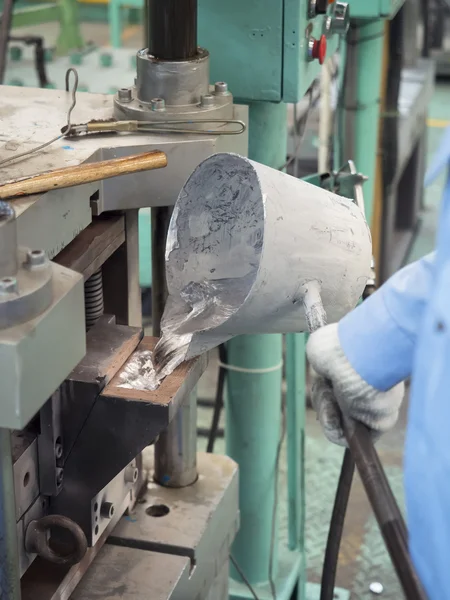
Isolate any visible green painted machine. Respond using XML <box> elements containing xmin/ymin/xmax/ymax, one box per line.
<box><xmin>0</xmin><ymin>0</ymin><xmax>416</xmax><ymax>596</ymax></box>
<box><xmin>136</xmin><ymin>2</ymin><xmax>409</xmax><ymax>597</ymax></box>
<box><xmin>194</xmin><ymin>1</ymin><xmax>407</xmax><ymax>599</ymax></box>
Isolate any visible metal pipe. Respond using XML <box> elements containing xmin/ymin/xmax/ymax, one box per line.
<box><xmin>227</xmin><ymin>101</ymin><xmax>286</xmax><ymax>586</ymax></box>
<box><xmin>345</xmin><ymin>421</ymin><xmax>426</xmax><ymax>599</ymax></box>
<box><xmin>152</xmin><ymin>205</ymin><xmax>198</xmax><ymax>487</ymax></box>
<box><xmin>154</xmin><ymin>391</ymin><xmax>198</xmax><ymax>487</ymax></box>
<box><xmin>342</xmin><ymin>21</ymin><xmax>385</xmax><ymax>224</ymax></box>
<box><xmin>148</xmin><ymin>0</ymin><xmax>198</xmax><ymax>60</ymax></box>
<box><xmin>0</xmin><ymin>202</ymin><xmax>18</xmax><ymax>279</ymax></box>
<box><xmin>0</xmin><ymin>429</ymin><xmax>21</xmax><ymax>600</ymax></box>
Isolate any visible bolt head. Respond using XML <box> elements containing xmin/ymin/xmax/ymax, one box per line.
<box><xmin>151</xmin><ymin>98</ymin><xmax>166</xmax><ymax>111</ymax></box>
<box><xmin>118</xmin><ymin>87</ymin><xmax>132</xmax><ymax>103</ymax></box>
<box><xmin>201</xmin><ymin>94</ymin><xmax>215</xmax><ymax>107</ymax></box>
<box><xmin>214</xmin><ymin>81</ymin><xmax>229</xmax><ymax>95</ymax></box>
<box><xmin>125</xmin><ymin>465</ymin><xmax>139</xmax><ymax>483</ymax></box>
<box><xmin>26</xmin><ymin>249</ymin><xmax>47</xmax><ymax>268</ymax></box>
<box><xmin>0</xmin><ymin>203</ymin><xmax>15</xmax><ymax>222</ymax></box>
<box><xmin>56</xmin><ymin>468</ymin><xmax>64</xmax><ymax>486</ymax></box>
<box><xmin>100</xmin><ymin>502</ymin><xmax>115</xmax><ymax>519</ymax></box>
<box><xmin>0</xmin><ymin>276</ymin><xmax>18</xmax><ymax>294</ymax></box>
<box><xmin>55</xmin><ymin>442</ymin><xmax>63</xmax><ymax>460</ymax></box>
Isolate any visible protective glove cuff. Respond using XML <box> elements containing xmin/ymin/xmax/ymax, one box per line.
<box><xmin>306</xmin><ymin>323</ymin><xmax>375</xmax><ymax>400</ymax></box>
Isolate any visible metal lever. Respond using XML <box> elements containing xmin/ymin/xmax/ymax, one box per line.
<box><xmin>302</xmin><ymin>282</ymin><xmax>427</xmax><ymax>600</ymax></box>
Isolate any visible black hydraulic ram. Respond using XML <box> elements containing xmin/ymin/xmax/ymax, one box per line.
<box><xmin>148</xmin><ymin>0</ymin><xmax>198</xmax><ymax>60</ymax></box>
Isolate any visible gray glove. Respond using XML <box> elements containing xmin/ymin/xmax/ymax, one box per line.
<box><xmin>306</xmin><ymin>323</ymin><xmax>405</xmax><ymax>446</ymax></box>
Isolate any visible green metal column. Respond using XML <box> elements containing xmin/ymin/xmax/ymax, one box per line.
<box><xmin>227</xmin><ymin>101</ymin><xmax>286</xmax><ymax>591</ymax></box>
<box><xmin>56</xmin><ymin>0</ymin><xmax>84</xmax><ymax>54</ymax></box>
<box><xmin>342</xmin><ymin>20</ymin><xmax>385</xmax><ymax>224</ymax></box>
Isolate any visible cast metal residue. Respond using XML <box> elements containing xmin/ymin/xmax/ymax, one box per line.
<box><xmin>118</xmin><ymin>350</ymin><xmax>160</xmax><ymax>391</ymax></box>
<box><xmin>119</xmin><ymin>154</ymin><xmax>264</xmax><ymax>391</ymax></box>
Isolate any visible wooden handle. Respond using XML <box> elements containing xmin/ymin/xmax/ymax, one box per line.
<box><xmin>0</xmin><ymin>150</ymin><xmax>168</xmax><ymax>200</ymax></box>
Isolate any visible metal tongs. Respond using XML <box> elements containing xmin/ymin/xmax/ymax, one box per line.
<box><xmin>65</xmin><ymin>118</ymin><xmax>246</xmax><ymax>137</ymax></box>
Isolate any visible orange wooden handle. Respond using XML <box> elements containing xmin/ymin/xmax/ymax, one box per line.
<box><xmin>0</xmin><ymin>151</ymin><xmax>168</xmax><ymax>200</ymax></box>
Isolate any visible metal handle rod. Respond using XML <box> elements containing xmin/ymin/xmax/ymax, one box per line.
<box><xmin>344</xmin><ymin>420</ymin><xmax>426</xmax><ymax>599</ymax></box>
<box><xmin>303</xmin><ymin>282</ymin><xmax>426</xmax><ymax>600</ymax></box>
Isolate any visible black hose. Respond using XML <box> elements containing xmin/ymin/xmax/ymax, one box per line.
<box><xmin>320</xmin><ymin>449</ymin><xmax>355</xmax><ymax>600</ymax></box>
<box><xmin>206</xmin><ymin>344</ymin><xmax>227</xmax><ymax>453</ymax></box>
<box><xmin>345</xmin><ymin>421</ymin><xmax>426</xmax><ymax>599</ymax></box>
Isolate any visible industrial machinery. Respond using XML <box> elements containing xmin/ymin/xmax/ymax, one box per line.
<box><xmin>0</xmin><ymin>0</ymin><xmax>425</xmax><ymax>598</ymax></box>
<box><xmin>0</xmin><ymin>1</ymin><xmax>247</xmax><ymax>597</ymax></box>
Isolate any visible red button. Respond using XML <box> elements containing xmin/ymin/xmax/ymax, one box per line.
<box><xmin>312</xmin><ymin>34</ymin><xmax>327</xmax><ymax>65</ymax></box>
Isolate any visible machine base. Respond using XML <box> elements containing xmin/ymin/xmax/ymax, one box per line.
<box><xmin>71</xmin><ymin>452</ymin><xmax>239</xmax><ymax>600</ymax></box>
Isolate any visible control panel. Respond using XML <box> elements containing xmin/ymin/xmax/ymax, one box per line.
<box><xmin>198</xmin><ymin>0</ymin><xmax>350</xmax><ymax>103</ymax></box>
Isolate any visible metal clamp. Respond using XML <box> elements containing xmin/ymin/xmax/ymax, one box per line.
<box><xmin>25</xmin><ymin>515</ymin><xmax>88</xmax><ymax>565</ymax></box>
<box><xmin>322</xmin><ymin>161</ymin><xmax>376</xmax><ymax>289</ymax></box>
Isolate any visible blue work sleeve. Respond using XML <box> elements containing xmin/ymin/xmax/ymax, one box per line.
<box><xmin>338</xmin><ymin>253</ymin><xmax>435</xmax><ymax>392</ymax></box>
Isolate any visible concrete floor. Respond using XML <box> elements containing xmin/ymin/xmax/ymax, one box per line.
<box><xmin>5</xmin><ymin>19</ymin><xmax>449</xmax><ymax>599</ymax></box>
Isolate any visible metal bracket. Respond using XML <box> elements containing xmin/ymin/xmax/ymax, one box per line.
<box><xmin>305</xmin><ymin>160</ymin><xmax>377</xmax><ymax>289</ymax></box>
<box><xmin>320</xmin><ymin>160</ymin><xmax>368</xmax><ymax>215</ymax></box>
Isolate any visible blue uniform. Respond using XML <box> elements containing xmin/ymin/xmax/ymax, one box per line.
<box><xmin>337</xmin><ymin>126</ymin><xmax>450</xmax><ymax>599</ymax></box>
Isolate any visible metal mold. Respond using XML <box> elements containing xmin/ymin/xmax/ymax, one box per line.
<box><xmin>0</xmin><ymin>262</ymin><xmax>85</xmax><ymax>429</ymax></box>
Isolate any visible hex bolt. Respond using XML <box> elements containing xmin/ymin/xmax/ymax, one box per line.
<box><xmin>26</xmin><ymin>249</ymin><xmax>47</xmax><ymax>268</ymax></box>
<box><xmin>55</xmin><ymin>440</ymin><xmax>63</xmax><ymax>460</ymax></box>
<box><xmin>0</xmin><ymin>276</ymin><xmax>18</xmax><ymax>294</ymax></box>
<box><xmin>118</xmin><ymin>88</ymin><xmax>132</xmax><ymax>103</ymax></box>
<box><xmin>56</xmin><ymin>468</ymin><xmax>64</xmax><ymax>486</ymax></box>
<box><xmin>201</xmin><ymin>94</ymin><xmax>215</xmax><ymax>107</ymax></box>
<box><xmin>151</xmin><ymin>98</ymin><xmax>166</xmax><ymax>111</ymax></box>
<box><xmin>100</xmin><ymin>502</ymin><xmax>115</xmax><ymax>519</ymax></box>
<box><xmin>124</xmin><ymin>465</ymin><xmax>139</xmax><ymax>484</ymax></box>
<box><xmin>214</xmin><ymin>81</ymin><xmax>228</xmax><ymax>95</ymax></box>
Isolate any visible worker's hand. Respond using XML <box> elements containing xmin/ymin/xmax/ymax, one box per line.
<box><xmin>306</xmin><ymin>323</ymin><xmax>405</xmax><ymax>446</ymax></box>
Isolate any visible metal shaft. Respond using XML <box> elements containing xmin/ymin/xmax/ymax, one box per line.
<box><xmin>154</xmin><ymin>391</ymin><xmax>198</xmax><ymax>487</ymax></box>
<box><xmin>152</xmin><ymin>205</ymin><xmax>198</xmax><ymax>488</ymax></box>
<box><xmin>148</xmin><ymin>0</ymin><xmax>198</xmax><ymax>60</ymax></box>
<box><xmin>345</xmin><ymin>421</ymin><xmax>426</xmax><ymax>599</ymax></box>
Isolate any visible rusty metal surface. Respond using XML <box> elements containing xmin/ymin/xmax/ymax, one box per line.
<box><xmin>71</xmin><ymin>545</ymin><xmax>190</xmax><ymax>600</ymax></box>
<box><xmin>110</xmin><ymin>451</ymin><xmax>239</xmax><ymax>600</ymax></box>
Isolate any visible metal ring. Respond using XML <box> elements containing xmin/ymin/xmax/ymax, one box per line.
<box><xmin>25</xmin><ymin>515</ymin><xmax>88</xmax><ymax>566</ymax></box>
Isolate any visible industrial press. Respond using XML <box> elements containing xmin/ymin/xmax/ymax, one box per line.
<box><xmin>0</xmin><ymin>0</ymin><xmax>431</xmax><ymax>598</ymax></box>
